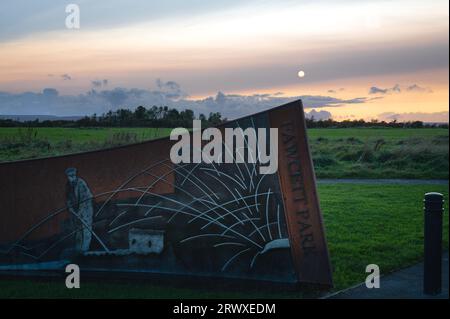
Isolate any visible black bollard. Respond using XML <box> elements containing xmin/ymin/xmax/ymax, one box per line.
<box><xmin>423</xmin><ymin>192</ymin><xmax>444</xmax><ymax>295</ymax></box>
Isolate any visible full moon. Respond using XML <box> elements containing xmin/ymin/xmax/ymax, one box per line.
<box><xmin>298</xmin><ymin>70</ymin><xmax>305</xmax><ymax>78</ymax></box>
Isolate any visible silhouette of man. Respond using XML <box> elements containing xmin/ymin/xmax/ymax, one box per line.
<box><xmin>65</xmin><ymin>167</ymin><xmax>93</xmax><ymax>253</ymax></box>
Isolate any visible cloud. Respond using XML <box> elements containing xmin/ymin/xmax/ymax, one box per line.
<box><xmin>1</xmin><ymin>1</ymin><xmax>447</xmax><ymax>97</ymax></box>
<box><xmin>61</xmin><ymin>74</ymin><xmax>72</xmax><ymax>81</ymax></box>
<box><xmin>91</xmin><ymin>80</ymin><xmax>102</xmax><ymax>88</ymax></box>
<box><xmin>391</xmin><ymin>84</ymin><xmax>401</xmax><ymax>92</ymax></box>
<box><xmin>406</xmin><ymin>84</ymin><xmax>433</xmax><ymax>93</ymax></box>
<box><xmin>369</xmin><ymin>87</ymin><xmax>388</xmax><ymax>94</ymax></box>
<box><xmin>191</xmin><ymin>38</ymin><xmax>448</xmax><ymax>93</ymax></box>
<box><xmin>42</xmin><ymin>88</ymin><xmax>58</xmax><ymax>98</ymax></box>
<box><xmin>327</xmin><ymin>88</ymin><xmax>345</xmax><ymax>94</ymax></box>
<box><xmin>0</xmin><ymin>1</ymin><xmax>250</xmax><ymax>41</ymax></box>
<box><xmin>369</xmin><ymin>84</ymin><xmax>401</xmax><ymax>95</ymax></box>
<box><xmin>0</xmin><ymin>80</ymin><xmax>371</xmax><ymax>118</ymax></box>
<box><xmin>378</xmin><ymin>111</ymin><xmax>449</xmax><ymax>123</ymax></box>
<box><xmin>187</xmin><ymin>93</ymin><xmax>368</xmax><ymax>118</ymax></box>
<box><xmin>305</xmin><ymin>109</ymin><xmax>332</xmax><ymax>121</ymax></box>
<box><xmin>369</xmin><ymin>84</ymin><xmax>434</xmax><ymax>95</ymax></box>
<box><xmin>154</xmin><ymin>78</ymin><xmax>188</xmax><ymax>100</ymax></box>
<box><xmin>91</xmin><ymin>79</ymin><xmax>109</xmax><ymax>88</ymax></box>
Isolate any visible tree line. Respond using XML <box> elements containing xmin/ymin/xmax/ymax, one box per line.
<box><xmin>0</xmin><ymin>106</ymin><xmax>224</xmax><ymax>128</ymax></box>
<box><xmin>0</xmin><ymin>105</ymin><xmax>447</xmax><ymax>129</ymax></box>
<box><xmin>305</xmin><ymin>118</ymin><xmax>448</xmax><ymax>129</ymax></box>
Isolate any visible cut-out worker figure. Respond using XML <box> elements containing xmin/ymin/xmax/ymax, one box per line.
<box><xmin>65</xmin><ymin>167</ymin><xmax>93</xmax><ymax>253</ymax></box>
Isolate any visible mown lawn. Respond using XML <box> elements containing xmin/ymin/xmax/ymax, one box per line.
<box><xmin>0</xmin><ymin>183</ymin><xmax>447</xmax><ymax>298</ymax></box>
<box><xmin>0</xmin><ymin>127</ymin><xmax>448</xmax><ymax>179</ymax></box>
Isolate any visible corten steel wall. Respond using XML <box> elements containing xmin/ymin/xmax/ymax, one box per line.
<box><xmin>0</xmin><ymin>100</ymin><xmax>333</xmax><ymax>286</ymax></box>
<box><xmin>0</xmin><ymin>138</ymin><xmax>174</xmax><ymax>243</ymax></box>
<box><xmin>269</xmin><ymin>102</ymin><xmax>332</xmax><ymax>285</ymax></box>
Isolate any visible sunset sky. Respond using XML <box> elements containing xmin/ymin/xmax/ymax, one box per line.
<box><xmin>0</xmin><ymin>0</ymin><xmax>448</xmax><ymax>121</ymax></box>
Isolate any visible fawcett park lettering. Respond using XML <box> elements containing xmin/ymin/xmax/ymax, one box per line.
<box><xmin>281</xmin><ymin>121</ymin><xmax>316</xmax><ymax>256</ymax></box>
<box><xmin>0</xmin><ymin>99</ymin><xmax>333</xmax><ymax>287</ymax></box>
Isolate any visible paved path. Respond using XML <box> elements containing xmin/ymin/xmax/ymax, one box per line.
<box><xmin>317</xmin><ymin>179</ymin><xmax>448</xmax><ymax>185</ymax></box>
<box><xmin>325</xmin><ymin>252</ymin><xmax>449</xmax><ymax>299</ymax></box>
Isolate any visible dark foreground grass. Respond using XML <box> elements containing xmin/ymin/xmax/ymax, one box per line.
<box><xmin>321</xmin><ymin>183</ymin><xmax>448</xmax><ymax>290</ymax></box>
<box><xmin>0</xmin><ymin>183</ymin><xmax>447</xmax><ymax>298</ymax></box>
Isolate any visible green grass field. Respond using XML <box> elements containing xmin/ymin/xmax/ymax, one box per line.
<box><xmin>307</xmin><ymin>127</ymin><xmax>448</xmax><ymax>140</ymax></box>
<box><xmin>0</xmin><ymin>127</ymin><xmax>173</xmax><ymax>161</ymax></box>
<box><xmin>308</xmin><ymin>128</ymin><xmax>448</xmax><ymax>179</ymax></box>
<box><xmin>0</xmin><ymin>127</ymin><xmax>448</xmax><ymax>179</ymax></box>
<box><xmin>0</xmin><ymin>183</ymin><xmax>448</xmax><ymax>298</ymax></box>
<box><xmin>0</xmin><ymin>127</ymin><xmax>173</xmax><ymax>144</ymax></box>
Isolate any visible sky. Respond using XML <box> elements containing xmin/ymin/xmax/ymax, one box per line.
<box><xmin>0</xmin><ymin>0</ymin><xmax>448</xmax><ymax>121</ymax></box>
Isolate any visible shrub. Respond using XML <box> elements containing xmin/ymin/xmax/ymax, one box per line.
<box><xmin>346</xmin><ymin>137</ymin><xmax>363</xmax><ymax>144</ymax></box>
<box><xmin>316</xmin><ymin>137</ymin><xmax>329</xmax><ymax>143</ymax></box>
<box><xmin>313</xmin><ymin>154</ymin><xmax>337</xmax><ymax>168</ymax></box>
<box><xmin>377</xmin><ymin>150</ymin><xmax>397</xmax><ymax>162</ymax></box>
<box><xmin>105</xmin><ymin>132</ymin><xmax>138</xmax><ymax>146</ymax></box>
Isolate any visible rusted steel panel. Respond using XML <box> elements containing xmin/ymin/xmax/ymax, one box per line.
<box><xmin>0</xmin><ymin>139</ymin><xmax>174</xmax><ymax>243</ymax></box>
<box><xmin>269</xmin><ymin>101</ymin><xmax>333</xmax><ymax>286</ymax></box>
<box><xmin>0</xmin><ymin>100</ymin><xmax>332</xmax><ymax>286</ymax></box>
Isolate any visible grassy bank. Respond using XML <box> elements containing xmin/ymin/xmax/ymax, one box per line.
<box><xmin>308</xmin><ymin>128</ymin><xmax>449</xmax><ymax>179</ymax></box>
<box><xmin>0</xmin><ymin>127</ymin><xmax>173</xmax><ymax>161</ymax></box>
<box><xmin>0</xmin><ymin>183</ymin><xmax>447</xmax><ymax>298</ymax></box>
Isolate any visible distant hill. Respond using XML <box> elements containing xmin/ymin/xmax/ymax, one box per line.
<box><xmin>0</xmin><ymin>115</ymin><xmax>83</xmax><ymax>122</ymax></box>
